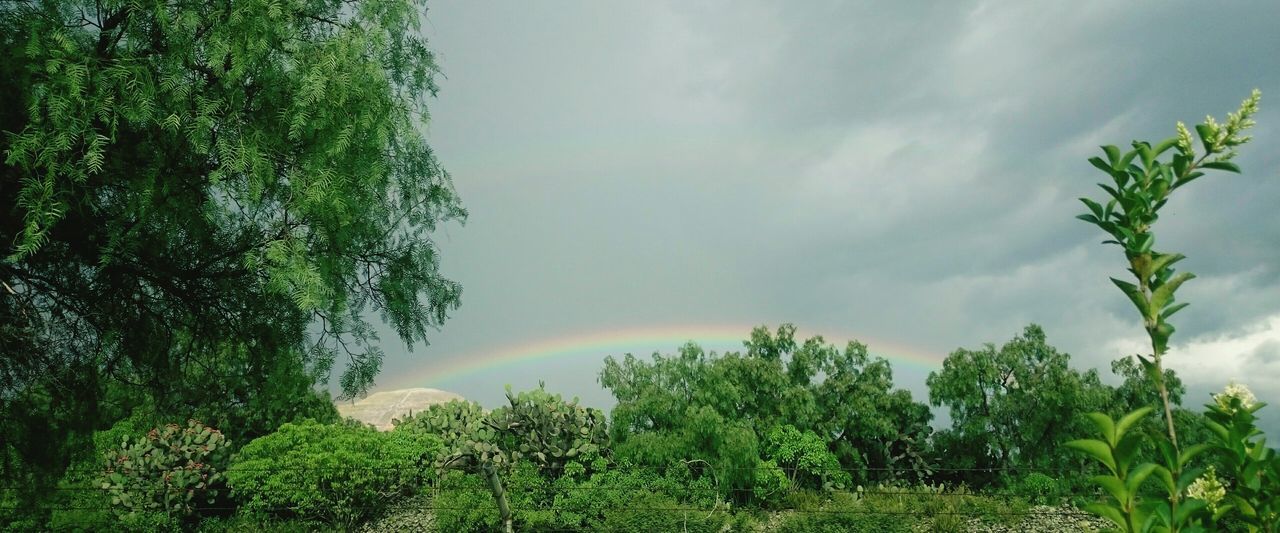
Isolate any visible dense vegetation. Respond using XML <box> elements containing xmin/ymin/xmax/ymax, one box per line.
<box><xmin>0</xmin><ymin>0</ymin><xmax>462</xmax><ymax>519</ymax></box>
<box><xmin>1</xmin><ymin>0</ymin><xmax>1273</xmax><ymax>530</ymax></box>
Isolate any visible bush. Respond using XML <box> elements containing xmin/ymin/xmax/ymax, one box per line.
<box><xmin>226</xmin><ymin>419</ymin><xmax>442</xmax><ymax>529</ymax></box>
<box><xmin>541</xmin><ymin>464</ymin><xmax>724</xmax><ymax>530</ymax></box>
<box><xmin>1011</xmin><ymin>472</ymin><xmax>1065</xmax><ymax>505</ymax></box>
<box><xmin>597</xmin><ymin>491</ymin><xmax>729</xmax><ymax>533</ymax></box>
<box><xmin>433</xmin><ymin>461</ymin><xmax>730</xmax><ymax>532</ymax></box>
<box><xmin>100</xmin><ymin>419</ymin><xmax>229</xmax><ymax>522</ymax></box>
<box><xmin>763</xmin><ymin>424</ymin><xmax>852</xmax><ymax>490</ymax></box>
<box><xmin>752</xmin><ymin>459</ymin><xmax>791</xmax><ymax>506</ymax></box>
<box><xmin>48</xmin><ymin>410</ymin><xmax>165</xmax><ymax>531</ymax></box>
<box><xmin>775</xmin><ymin>492</ymin><xmax>908</xmax><ymax>533</ymax></box>
<box><xmin>431</xmin><ymin>471</ymin><xmax>501</xmax><ymax>533</ymax></box>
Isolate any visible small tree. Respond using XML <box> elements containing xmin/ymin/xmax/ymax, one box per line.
<box><xmin>396</xmin><ymin>385</ymin><xmax>609</xmax><ymax>533</ymax></box>
<box><xmin>1068</xmin><ymin>90</ymin><xmax>1266</xmax><ymax>532</ymax></box>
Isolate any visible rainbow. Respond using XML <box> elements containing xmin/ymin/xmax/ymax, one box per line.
<box><xmin>391</xmin><ymin>324</ymin><xmax>944</xmax><ymax>389</ymax></box>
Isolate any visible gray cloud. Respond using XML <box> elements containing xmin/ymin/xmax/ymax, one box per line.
<box><xmin>351</xmin><ymin>1</ymin><xmax>1280</xmax><ymax>434</ymax></box>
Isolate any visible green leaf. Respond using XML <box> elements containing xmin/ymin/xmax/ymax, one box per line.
<box><xmin>1080</xmin><ymin>197</ymin><xmax>1105</xmax><ymax>219</ymax></box>
<box><xmin>1150</xmin><ymin>272</ymin><xmax>1196</xmax><ymax>314</ymax></box>
<box><xmin>1160</xmin><ymin>302</ymin><xmax>1189</xmax><ymax>319</ymax></box>
<box><xmin>1084</xmin><ymin>502</ymin><xmax>1128</xmax><ymax>530</ymax></box>
<box><xmin>1178</xmin><ymin>443</ymin><xmax>1211</xmax><ymax>468</ymax></box>
<box><xmin>1090</xmin><ymin>156</ymin><xmax>1114</xmax><ymax>173</ymax></box>
<box><xmin>1194</xmin><ymin>124</ymin><xmax>1216</xmax><ymax>153</ymax></box>
<box><xmin>1176</xmin><ymin>171</ymin><xmax>1206</xmax><ymax>189</ymax></box>
<box><xmin>1138</xmin><ymin>143</ymin><xmax>1155</xmax><ymax>169</ymax></box>
<box><xmin>1084</xmin><ymin>412</ymin><xmax>1118</xmax><ymax>443</ymax></box>
<box><xmin>1174</xmin><ymin>496</ymin><xmax>1206</xmax><ymax>525</ymax></box>
<box><xmin>1126</xmin><ymin>463</ymin><xmax>1158</xmax><ymax>496</ymax></box>
<box><xmin>1066</xmin><ymin>439</ymin><xmax>1117</xmax><ymax>474</ymax></box>
<box><xmin>1093</xmin><ymin>474</ymin><xmax>1129</xmax><ymax>505</ymax></box>
<box><xmin>1152</xmin><ymin>464</ymin><xmax>1175</xmax><ymax>494</ymax></box>
<box><xmin>1151</xmin><ymin>137</ymin><xmax>1178</xmax><ymax>157</ymax></box>
<box><xmin>1115</xmin><ymin>407</ymin><xmax>1153</xmax><ymax>441</ymax></box>
<box><xmin>1102</xmin><ymin>145</ymin><xmax>1122</xmax><ymax>166</ymax></box>
<box><xmin>1201</xmin><ymin>161</ymin><xmax>1241</xmax><ymax>173</ymax></box>
<box><xmin>1118</xmin><ymin>149</ymin><xmax>1140</xmax><ymax>170</ymax></box>
<box><xmin>1111</xmin><ymin>278</ymin><xmax>1150</xmax><ymax>319</ymax></box>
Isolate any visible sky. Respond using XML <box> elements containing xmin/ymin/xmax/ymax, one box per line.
<box><xmin>350</xmin><ymin>1</ymin><xmax>1280</xmax><ymax>433</ymax></box>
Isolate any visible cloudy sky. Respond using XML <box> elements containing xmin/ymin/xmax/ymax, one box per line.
<box><xmin>355</xmin><ymin>1</ymin><xmax>1280</xmax><ymax>432</ymax></box>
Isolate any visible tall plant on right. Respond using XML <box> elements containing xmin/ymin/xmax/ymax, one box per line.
<box><xmin>1068</xmin><ymin>90</ymin><xmax>1266</xmax><ymax>532</ymax></box>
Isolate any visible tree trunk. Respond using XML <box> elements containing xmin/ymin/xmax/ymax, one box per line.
<box><xmin>482</xmin><ymin>463</ymin><xmax>514</xmax><ymax>533</ymax></box>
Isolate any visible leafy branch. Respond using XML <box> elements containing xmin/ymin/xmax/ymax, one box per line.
<box><xmin>1071</xmin><ymin>90</ymin><xmax>1261</xmax><ymax>532</ymax></box>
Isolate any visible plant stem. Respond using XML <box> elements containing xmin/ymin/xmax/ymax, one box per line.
<box><xmin>482</xmin><ymin>462</ymin><xmax>514</xmax><ymax>533</ymax></box>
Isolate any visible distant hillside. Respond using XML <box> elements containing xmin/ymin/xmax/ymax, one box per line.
<box><xmin>336</xmin><ymin>388</ymin><xmax>464</xmax><ymax>430</ymax></box>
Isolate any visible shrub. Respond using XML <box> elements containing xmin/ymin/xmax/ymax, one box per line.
<box><xmin>775</xmin><ymin>492</ymin><xmax>909</xmax><ymax>533</ymax></box>
<box><xmin>597</xmin><ymin>491</ymin><xmax>729</xmax><ymax>533</ymax></box>
<box><xmin>542</xmin><ymin>464</ymin><xmax>724</xmax><ymax>530</ymax></box>
<box><xmin>49</xmin><ymin>409</ymin><xmax>166</xmax><ymax>531</ymax></box>
<box><xmin>764</xmin><ymin>424</ymin><xmax>852</xmax><ymax>490</ymax></box>
<box><xmin>432</xmin><ymin>471</ymin><xmax>501</xmax><ymax>533</ymax></box>
<box><xmin>433</xmin><ymin>461</ymin><xmax>730</xmax><ymax>532</ymax></box>
<box><xmin>100</xmin><ymin>419</ymin><xmax>229</xmax><ymax>521</ymax></box>
<box><xmin>1011</xmin><ymin>472</ymin><xmax>1065</xmax><ymax>505</ymax></box>
<box><xmin>226</xmin><ymin>419</ymin><xmax>442</xmax><ymax>529</ymax></box>
<box><xmin>752</xmin><ymin>459</ymin><xmax>791</xmax><ymax>506</ymax></box>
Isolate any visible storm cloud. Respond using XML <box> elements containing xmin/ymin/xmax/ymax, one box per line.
<box><xmin>358</xmin><ymin>1</ymin><xmax>1280</xmax><ymax>432</ymax></box>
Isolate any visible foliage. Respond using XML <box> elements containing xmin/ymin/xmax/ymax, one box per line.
<box><xmin>225</xmin><ymin>419</ymin><xmax>441</xmax><ymax>529</ymax></box>
<box><xmin>774</xmin><ymin>491</ymin><xmax>909</xmax><ymax>533</ymax></box>
<box><xmin>195</xmin><ymin>514</ymin><xmax>333</xmax><ymax>533</ymax></box>
<box><xmin>396</xmin><ymin>385</ymin><xmax>609</xmax><ymax>532</ymax></box>
<box><xmin>1201</xmin><ymin>385</ymin><xmax>1280</xmax><ymax>531</ymax></box>
<box><xmin>1069</xmin><ymin>90</ymin><xmax>1265</xmax><ymax>533</ymax></box>
<box><xmin>100</xmin><ymin>419</ymin><xmax>229</xmax><ymax>522</ymax></box>
<box><xmin>602</xmin><ymin>324</ymin><xmax>932</xmax><ymax>492</ymax></box>
<box><xmin>398</xmin><ymin>387</ymin><xmax>609</xmax><ymax>474</ymax></box>
<box><xmin>752</xmin><ymin>459</ymin><xmax>792</xmax><ymax>506</ymax></box>
<box><xmin>1011</xmin><ymin>472</ymin><xmax>1069</xmax><ymax>506</ymax></box>
<box><xmin>928</xmin><ymin>324</ymin><xmax>1111</xmax><ymax>486</ymax></box>
<box><xmin>611</xmin><ymin>405</ymin><xmax>760</xmax><ymax>502</ymax></box>
<box><xmin>434</xmin><ymin>461</ymin><xmax>730</xmax><ymax>533</ymax></box>
<box><xmin>0</xmin><ymin>0</ymin><xmax>464</xmax><ymax>502</ymax></box>
<box><xmin>49</xmin><ymin>408</ymin><xmax>166</xmax><ymax>531</ymax></box>
<box><xmin>763</xmin><ymin>424</ymin><xmax>851</xmax><ymax>491</ymax></box>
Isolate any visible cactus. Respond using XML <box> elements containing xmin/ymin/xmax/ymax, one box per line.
<box><xmin>99</xmin><ymin>419</ymin><xmax>229</xmax><ymax>520</ymax></box>
<box><xmin>396</xmin><ymin>383</ymin><xmax>610</xmax><ymax>533</ymax></box>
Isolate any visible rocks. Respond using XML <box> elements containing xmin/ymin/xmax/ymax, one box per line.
<box><xmin>335</xmin><ymin>388</ymin><xmax>464</xmax><ymax>431</ymax></box>
<box><xmin>357</xmin><ymin>494</ymin><xmax>435</xmax><ymax>533</ymax></box>
<box><xmin>942</xmin><ymin>505</ymin><xmax>1110</xmax><ymax>533</ymax></box>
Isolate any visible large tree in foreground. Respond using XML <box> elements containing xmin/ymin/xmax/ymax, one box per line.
<box><xmin>0</xmin><ymin>0</ymin><xmax>462</xmax><ymax>486</ymax></box>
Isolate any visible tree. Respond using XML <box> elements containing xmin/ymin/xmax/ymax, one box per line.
<box><xmin>600</xmin><ymin>324</ymin><xmax>932</xmax><ymax>491</ymax></box>
<box><xmin>0</xmin><ymin>0</ymin><xmax>463</xmax><ymax>503</ymax></box>
<box><xmin>927</xmin><ymin>324</ymin><xmax>1112</xmax><ymax>485</ymax></box>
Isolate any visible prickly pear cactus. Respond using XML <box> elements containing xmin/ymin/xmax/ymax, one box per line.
<box><xmin>395</xmin><ymin>386</ymin><xmax>611</xmax><ymax>533</ymax></box>
<box><xmin>100</xmin><ymin>419</ymin><xmax>229</xmax><ymax>518</ymax></box>
<box><xmin>396</xmin><ymin>386</ymin><xmax>609</xmax><ymax>473</ymax></box>
<box><xmin>492</xmin><ymin>385</ymin><xmax>609</xmax><ymax>471</ymax></box>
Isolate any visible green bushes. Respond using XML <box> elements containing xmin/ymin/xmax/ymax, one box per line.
<box><xmin>226</xmin><ymin>419</ymin><xmax>442</xmax><ymax>529</ymax></box>
<box><xmin>764</xmin><ymin>424</ymin><xmax>852</xmax><ymax>491</ymax></box>
<box><xmin>1011</xmin><ymin>472</ymin><xmax>1068</xmax><ymax>505</ymax></box>
<box><xmin>432</xmin><ymin>460</ymin><xmax>730</xmax><ymax>532</ymax></box>
<box><xmin>100</xmin><ymin>419</ymin><xmax>230</xmax><ymax>521</ymax></box>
